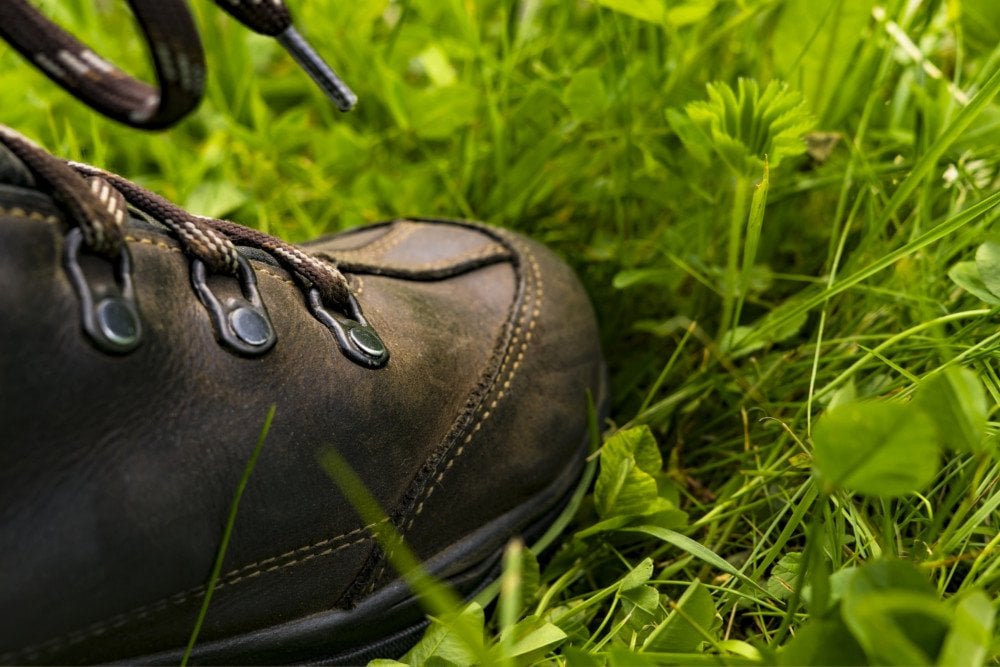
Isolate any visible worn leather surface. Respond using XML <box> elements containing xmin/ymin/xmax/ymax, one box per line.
<box><xmin>0</xmin><ymin>166</ymin><xmax>603</xmax><ymax>663</ymax></box>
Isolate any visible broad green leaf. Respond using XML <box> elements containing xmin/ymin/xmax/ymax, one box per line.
<box><xmin>594</xmin><ymin>454</ymin><xmax>657</xmax><ymax>518</ymax></box>
<box><xmin>620</xmin><ymin>557</ymin><xmax>655</xmax><ymax>591</ymax></box>
<box><xmin>718</xmin><ymin>640</ymin><xmax>762</xmax><ymax>661</ymax></box>
<box><xmin>622</xmin><ymin>584</ymin><xmax>661</xmax><ymax>614</ymax></box>
<box><xmin>772</xmin><ymin>0</ymin><xmax>871</xmax><ymax>121</ymax></box>
<box><xmin>812</xmin><ymin>401</ymin><xmax>940</xmax><ymax>497</ymax></box>
<box><xmin>777</xmin><ymin>616</ymin><xmax>867</xmax><ymax>666</ymax></box>
<box><xmin>947</xmin><ymin>261</ymin><xmax>1000</xmax><ymax>304</ymax></box>
<box><xmin>614</xmin><ymin>587</ymin><xmax>667</xmax><ymax>647</ymax></box>
<box><xmin>509</xmin><ymin>620</ymin><xmax>566</xmax><ymax>658</ymax></box>
<box><xmin>645</xmin><ymin>508</ymin><xmax>689</xmax><ymax>530</ymax></box>
<box><xmin>493</xmin><ymin>616</ymin><xmax>567</xmax><ymax>663</ymax></box>
<box><xmin>816</xmin><ymin>567</ymin><xmax>861</xmax><ymax>615</ymax></box>
<box><xmin>562</xmin><ymin>647</ymin><xmax>604</xmax><ymax>667</ymax></box>
<box><xmin>625</xmin><ymin>427</ymin><xmax>661</xmax><ymax>473</ymax></box>
<box><xmin>804</xmin><ymin>556</ymin><xmax>854</xmax><ymax>614</ymax></box>
<box><xmin>841</xmin><ymin>559</ymin><xmax>937</xmax><ymax>599</ymax></box>
<box><xmin>826</xmin><ymin>379</ymin><xmax>857</xmax><ymax>410</ymax></box>
<box><xmin>766</xmin><ymin>552</ymin><xmax>802</xmax><ymax>601</ymax></box>
<box><xmin>841</xmin><ymin>560</ymin><xmax>950</xmax><ymax>666</ymax></box>
<box><xmin>564</xmin><ymin>67</ymin><xmax>609</xmax><ymax>121</ymax></box>
<box><xmin>642</xmin><ymin>580</ymin><xmax>717</xmax><ymax>652</ymax></box>
<box><xmin>845</xmin><ymin>592</ymin><xmax>950</xmax><ymax>664</ymax></box>
<box><xmin>401</xmin><ymin>603</ymin><xmax>486</xmax><ymax>666</ymax></box>
<box><xmin>974</xmin><ymin>240</ymin><xmax>1000</xmax><ymax>297</ymax></box>
<box><xmin>594</xmin><ymin>426</ymin><xmax>664</xmax><ymax>518</ymax></box>
<box><xmin>938</xmin><ymin>590</ymin><xmax>996</xmax><ymax>667</ymax></box>
<box><xmin>587</xmin><ymin>0</ymin><xmax>666</xmax><ymax>24</ymax></box>
<box><xmin>915</xmin><ymin>368</ymin><xmax>989</xmax><ymax>454</ymax></box>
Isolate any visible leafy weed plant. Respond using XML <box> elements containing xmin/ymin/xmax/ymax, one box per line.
<box><xmin>2</xmin><ymin>0</ymin><xmax>999</xmax><ymax>664</ymax></box>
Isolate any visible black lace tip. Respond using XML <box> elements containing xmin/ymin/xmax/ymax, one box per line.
<box><xmin>277</xmin><ymin>26</ymin><xmax>357</xmax><ymax>112</ymax></box>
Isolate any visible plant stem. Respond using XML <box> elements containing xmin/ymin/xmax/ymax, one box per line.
<box><xmin>720</xmin><ymin>174</ymin><xmax>752</xmax><ymax>341</ymax></box>
<box><xmin>772</xmin><ymin>487</ymin><xmax>823</xmax><ymax>646</ymax></box>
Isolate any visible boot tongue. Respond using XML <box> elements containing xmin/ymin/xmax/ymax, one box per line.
<box><xmin>0</xmin><ymin>144</ymin><xmax>35</xmax><ymax>188</ymax></box>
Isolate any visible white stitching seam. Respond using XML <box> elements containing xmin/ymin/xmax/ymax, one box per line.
<box><xmin>408</xmin><ymin>242</ymin><xmax>544</xmax><ymax>523</ymax></box>
<box><xmin>1</xmin><ymin>218</ymin><xmax>520</xmax><ymax>659</ymax></box>
<box><xmin>1</xmin><ymin>229</ymin><xmax>385</xmax><ymax>661</ymax></box>
<box><xmin>6</xmin><ymin>520</ymin><xmax>386</xmax><ymax>662</ymax></box>
<box><xmin>369</xmin><ymin>237</ymin><xmax>543</xmax><ymax>590</ymax></box>
<box><xmin>329</xmin><ymin>222</ymin><xmax>414</xmax><ymax>259</ymax></box>
<box><xmin>0</xmin><ymin>205</ymin><xmax>59</xmax><ymax>224</ymax></box>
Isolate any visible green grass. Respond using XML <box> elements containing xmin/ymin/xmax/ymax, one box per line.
<box><xmin>4</xmin><ymin>0</ymin><xmax>1000</xmax><ymax>664</ymax></box>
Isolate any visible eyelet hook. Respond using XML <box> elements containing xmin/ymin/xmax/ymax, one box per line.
<box><xmin>307</xmin><ymin>287</ymin><xmax>389</xmax><ymax>369</ymax></box>
<box><xmin>191</xmin><ymin>254</ymin><xmax>277</xmax><ymax>356</ymax></box>
<box><xmin>63</xmin><ymin>227</ymin><xmax>143</xmax><ymax>354</ymax></box>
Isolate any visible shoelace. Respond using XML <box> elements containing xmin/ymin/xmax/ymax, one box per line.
<box><xmin>0</xmin><ymin>0</ymin><xmax>356</xmax><ymax>129</ymax></box>
<box><xmin>0</xmin><ymin>1</ymin><xmax>354</xmax><ymax>304</ymax></box>
<box><xmin>0</xmin><ymin>3</ymin><xmax>388</xmax><ymax>367</ymax></box>
<box><xmin>0</xmin><ymin>125</ymin><xmax>387</xmax><ymax>366</ymax></box>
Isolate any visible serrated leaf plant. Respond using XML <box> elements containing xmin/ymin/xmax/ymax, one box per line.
<box><xmin>673</xmin><ymin>78</ymin><xmax>814</xmax><ymax>177</ymax></box>
<box><xmin>667</xmin><ymin>79</ymin><xmax>813</xmax><ymax>337</ymax></box>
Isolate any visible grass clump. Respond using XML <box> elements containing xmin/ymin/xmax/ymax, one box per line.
<box><xmin>3</xmin><ymin>0</ymin><xmax>999</xmax><ymax>664</ymax></box>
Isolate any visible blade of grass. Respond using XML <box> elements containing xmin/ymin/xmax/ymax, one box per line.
<box><xmin>319</xmin><ymin>448</ymin><xmax>489</xmax><ymax>663</ymax></box>
<box><xmin>621</xmin><ymin>525</ymin><xmax>771</xmax><ymax>597</ymax></box>
<box><xmin>873</xmin><ymin>60</ymin><xmax>1000</xmax><ymax>235</ymax></box>
<box><xmin>733</xmin><ymin>159</ymin><xmax>770</xmax><ymax>333</ymax></box>
<box><xmin>756</xmin><ymin>188</ymin><xmax>1000</xmax><ymax>343</ymax></box>
<box><xmin>181</xmin><ymin>404</ymin><xmax>276</xmax><ymax>666</ymax></box>
<box><xmin>496</xmin><ymin>538</ymin><xmax>525</xmax><ymax>664</ymax></box>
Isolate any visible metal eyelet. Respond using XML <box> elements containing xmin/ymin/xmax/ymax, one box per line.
<box><xmin>191</xmin><ymin>254</ymin><xmax>277</xmax><ymax>356</ymax></box>
<box><xmin>307</xmin><ymin>287</ymin><xmax>389</xmax><ymax>369</ymax></box>
<box><xmin>63</xmin><ymin>227</ymin><xmax>143</xmax><ymax>354</ymax></box>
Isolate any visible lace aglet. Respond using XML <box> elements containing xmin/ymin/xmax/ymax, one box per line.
<box><xmin>276</xmin><ymin>26</ymin><xmax>357</xmax><ymax>112</ymax></box>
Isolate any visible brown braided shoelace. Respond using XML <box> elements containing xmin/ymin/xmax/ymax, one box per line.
<box><xmin>0</xmin><ymin>124</ymin><xmax>388</xmax><ymax>366</ymax></box>
<box><xmin>0</xmin><ymin>3</ymin><xmax>388</xmax><ymax>366</ymax></box>
<box><xmin>0</xmin><ymin>125</ymin><xmax>388</xmax><ymax>368</ymax></box>
<box><xmin>0</xmin><ymin>0</ymin><xmax>356</xmax><ymax>129</ymax></box>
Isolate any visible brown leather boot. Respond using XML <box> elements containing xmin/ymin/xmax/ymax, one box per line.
<box><xmin>0</xmin><ymin>129</ymin><xmax>606</xmax><ymax>664</ymax></box>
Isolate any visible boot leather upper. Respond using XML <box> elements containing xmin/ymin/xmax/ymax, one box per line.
<box><xmin>0</xmin><ymin>169</ymin><xmax>603</xmax><ymax>663</ymax></box>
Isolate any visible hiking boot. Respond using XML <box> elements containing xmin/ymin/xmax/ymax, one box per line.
<box><xmin>0</xmin><ymin>129</ymin><xmax>606</xmax><ymax>664</ymax></box>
